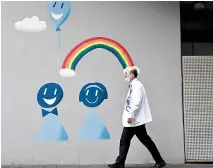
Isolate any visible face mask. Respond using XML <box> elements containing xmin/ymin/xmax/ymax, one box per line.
<box><xmin>125</xmin><ymin>77</ymin><xmax>130</xmax><ymax>83</ymax></box>
<box><xmin>124</xmin><ymin>71</ymin><xmax>130</xmax><ymax>82</ymax></box>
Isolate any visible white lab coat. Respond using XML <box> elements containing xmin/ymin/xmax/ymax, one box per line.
<box><xmin>122</xmin><ymin>78</ymin><xmax>152</xmax><ymax>127</ymax></box>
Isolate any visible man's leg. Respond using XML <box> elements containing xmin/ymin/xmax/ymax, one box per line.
<box><xmin>108</xmin><ymin>127</ymin><xmax>135</xmax><ymax>168</ymax></box>
<box><xmin>135</xmin><ymin>124</ymin><xmax>166</xmax><ymax>167</ymax></box>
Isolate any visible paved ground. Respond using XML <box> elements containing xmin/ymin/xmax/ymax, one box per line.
<box><xmin>2</xmin><ymin>164</ymin><xmax>213</xmax><ymax>168</ymax></box>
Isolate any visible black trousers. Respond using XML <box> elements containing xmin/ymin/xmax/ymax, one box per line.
<box><xmin>115</xmin><ymin>124</ymin><xmax>163</xmax><ymax>165</ymax></box>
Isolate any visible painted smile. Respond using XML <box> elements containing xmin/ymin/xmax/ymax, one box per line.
<box><xmin>51</xmin><ymin>12</ymin><xmax>63</xmax><ymax>20</ymax></box>
<box><xmin>43</xmin><ymin>97</ymin><xmax>56</xmax><ymax>105</ymax></box>
<box><xmin>86</xmin><ymin>97</ymin><xmax>98</xmax><ymax>104</ymax></box>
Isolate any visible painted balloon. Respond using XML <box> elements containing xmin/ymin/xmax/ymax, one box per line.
<box><xmin>48</xmin><ymin>1</ymin><xmax>71</xmax><ymax>31</ymax></box>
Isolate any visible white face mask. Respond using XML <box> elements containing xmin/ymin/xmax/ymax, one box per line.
<box><xmin>124</xmin><ymin>71</ymin><xmax>131</xmax><ymax>82</ymax></box>
<box><xmin>125</xmin><ymin>77</ymin><xmax>130</xmax><ymax>83</ymax></box>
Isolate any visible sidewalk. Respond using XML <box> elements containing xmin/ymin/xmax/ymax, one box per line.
<box><xmin>2</xmin><ymin>164</ymin><xmax>213</xmax><ymax>168</ymax></box>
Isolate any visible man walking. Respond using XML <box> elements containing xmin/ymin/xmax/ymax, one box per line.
<box><xmin>108</xmin><ymin>66</ymin><xmax>166</xmax><ymax>168</ymax></box>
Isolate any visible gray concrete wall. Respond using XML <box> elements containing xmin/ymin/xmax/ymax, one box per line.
<box><xmin>1</xmin><ymin>1</ymin><xmax>184</xmax><ymax>165</ymax></box>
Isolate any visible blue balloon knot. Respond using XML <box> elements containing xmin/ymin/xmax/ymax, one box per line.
<box><xmin>56</xmin><ymin>27</ymin><xmax>61</xmax><ymax>31</ymax></box>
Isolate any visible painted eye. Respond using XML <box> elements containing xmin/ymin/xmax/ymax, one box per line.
<box><xmin>86</xmin><ymin>90</ymin><xmax>89</xmax><ymax>96</ymax></box>
<box><xmin>61</xmin><ymin>3</ymin><xmax>64</xmax><ymax>9</ymax></box>
<box><xmin>95</xmin><ymin>90</ymin><xmax>98</xmax><ymax>96</ymax></box>
<box><xmin>53</xmin><ymin>2</ymin><xmax>57</xmax><ymax>7</ymax></box>
<box><xmin>54</xmin><ymin>89</ymin><xmax>57</xmax><ymax>95</ymax></box>
<box><xmin>44</xmin><ymin>88</ymin><xmax>47</xmax><ymax>95</ymax></box>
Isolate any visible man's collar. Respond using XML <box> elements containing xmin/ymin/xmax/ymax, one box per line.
<box><xmin>129</xmin><ymin>78</ymin><xmax>137</xmax><ymax>88</ymax></box>
<box><xmin>129</xmin><ymin>78</ymin><xmax>137</xmax><ymax>85</ymax></box>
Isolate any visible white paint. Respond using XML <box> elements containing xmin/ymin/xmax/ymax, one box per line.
<box><xmin>14</xmin><ymin>16</ymin><xmax>47</xmax><ymax>32</ymax></box>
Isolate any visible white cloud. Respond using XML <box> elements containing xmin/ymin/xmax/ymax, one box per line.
<box><xmin>59</xmin><ymin>69</ymin><xmax>76</xmax><ymax>77</ymax></box>
<box><xmin>14</xmin><ymin>16</ymin><xmax>47</xmax><ymax>32</ymax></box>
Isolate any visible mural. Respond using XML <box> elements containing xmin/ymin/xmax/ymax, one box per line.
<box><xmin>78</xmin><ymin>82</ymin><xmax>110</xmax><ymax>140</ymax></box>
<box><xmin>14</xmin><ymin>16</ymin><xmax>47</xmax><ymax>32</ymax></box>
<box><xmin>37</xmin><ymin>83</ymin><xmax>68</xmax><ymax>141</ymax></box>
<box><xmin>13</xmin><ymin>1</ymin><xmax>139</xmax><ymax>141</ymax></box>
<box><xmin>59</xmin><ymin>37</ymin><xmax>136</xmax><ymax>77</ymax></box>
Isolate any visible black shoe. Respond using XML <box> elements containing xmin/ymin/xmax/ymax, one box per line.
<box><xmin>153</xmin><ymin>160</ymin><xmax>166</xmax><ymax>168</ymax></box>
<box><xmin>108</xmin><ymin>163</ymin><xmax>125</xmax><ymax>168</ymax></box>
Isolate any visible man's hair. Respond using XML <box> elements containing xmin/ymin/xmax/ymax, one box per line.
<box><xmin>130</xmin><ymin>69</ymin><xmax>138</xmax><ymax>78</ymax></box>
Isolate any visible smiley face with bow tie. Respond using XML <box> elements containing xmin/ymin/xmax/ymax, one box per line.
<box><xmin>36</xmin><ymin>82</ymin><xmax>68</xmax><ymax>141</ymax></box>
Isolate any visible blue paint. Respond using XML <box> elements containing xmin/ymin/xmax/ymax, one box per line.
<box><xmin>37</xmin><ymin>83</ymin><xmax>68</xmax><ymax>141</ymax></box>
<box><xmin>48</xmin><ymin>1</ymin><xmax>71</xmax><ymax>31</ymax></box>
<box><xmin>37</xmin><ymin>83</ymin><xmax>63</xmax><ymax>108</ymax></box>
<box><xmin>79</xmin><ymin>82</ymin><xmax>108</xmax><ymax>108</ymax></box>
<box><xmin>79</xmin><ymin>82</ymin><xmax>110</xmax><ymax>140</ymax></box>
<box><xmin>42</xmin><ymin>108</ymin><xmax>58</xmax><ymax>117</ymax></box>
<box><xmin>78</xmin><ymin>111</ymin><xmax>110</xmax><ymax>140</ymax></box>
<box><xmin>37</xmin><ymin>111</ymin><xmax>68</xmax><ymax>141</ymax></box>
<box><xmin>99</xmin><ymin>126</ymin><xmax>110</xmax><ymax>139</ymax></box>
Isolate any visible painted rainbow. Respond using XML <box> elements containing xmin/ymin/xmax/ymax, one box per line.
<box><xmin>59</xmin><ymin>37</ymin><xmax>135</xmax><ymax>77</ymax></box>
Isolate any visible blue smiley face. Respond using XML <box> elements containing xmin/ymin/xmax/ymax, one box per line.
<box><xmin>37</xmin><ymin>83</ymin><xmax>63</xmax><ymax>108</ymax></box>
<box><xmin>48</xmin><ymin>1</ymin><xmax>71</xmax><ymax>30</ymax></box>
<box><xmin>79</xmin><ymin>82</ymin><xmax>108</xmax><ymax>108</ymax></box>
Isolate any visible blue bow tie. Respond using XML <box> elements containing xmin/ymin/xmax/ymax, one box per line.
<box><xmin>42</xmin><ymin>108</ymin><xmax>58</xmax><ymax>117</ymax></box>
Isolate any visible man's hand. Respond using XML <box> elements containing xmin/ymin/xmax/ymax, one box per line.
<box><xmin>127</xmin><ymin>118</ymin><xmax>134</xmax><ymax>124</ymax></box>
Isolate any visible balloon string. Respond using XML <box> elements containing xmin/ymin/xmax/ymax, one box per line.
<box><xmin>56</xmin><ymin>31</ymin><xmax>61</xmax><ymax>70</ymax></box>
<box><xmin>59</xmin><ymin>30</ymin><xmax>61</xmax><ymax>50</ymax></box>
